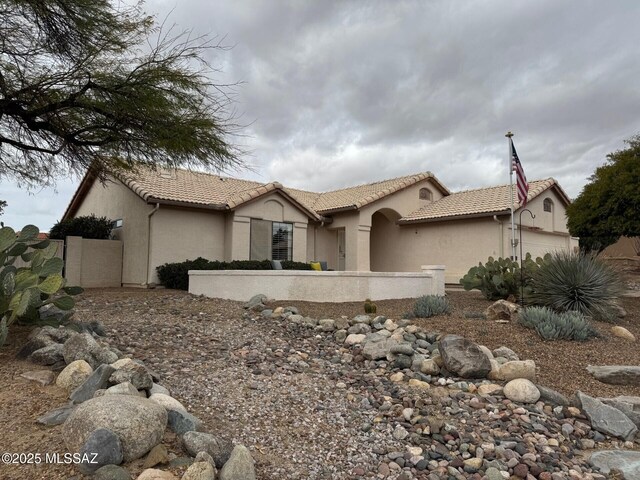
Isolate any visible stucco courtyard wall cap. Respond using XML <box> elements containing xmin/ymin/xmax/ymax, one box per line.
<box><xmin>398</xmin><ymin>178</ymin><xmax>571</xmax><ymax>224</ymax></box>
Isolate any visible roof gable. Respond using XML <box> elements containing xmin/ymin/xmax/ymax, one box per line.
<box><xmin>399</xmin><ymin>178</ymin><xmax>570</xmax><ymax>224</ymax></box>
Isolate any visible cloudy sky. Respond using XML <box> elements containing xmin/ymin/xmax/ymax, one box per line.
<box><xmin>3</xmin><ymin>0</ymin><xmax>640</xmax><ymax>230</ymax></box>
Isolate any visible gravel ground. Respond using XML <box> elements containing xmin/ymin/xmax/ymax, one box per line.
<box><xmin>1</xmin><ymin>288</ymin><xmax>638</xmax><ymax>479</ymax></box>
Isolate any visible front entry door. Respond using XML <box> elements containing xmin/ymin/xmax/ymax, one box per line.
<box><xmin>337</xmin><ymin>229</ymin><xmax>346</xmax><ymax>271</ymax></box>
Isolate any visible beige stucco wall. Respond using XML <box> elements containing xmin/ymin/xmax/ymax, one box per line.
<box><xmin>74</xmin><ymin>179</ymin><xmax>152</xmax><ymax>285</ymax></box>
<box><xmin>147</xmin><ymin>206</ymin><xmax>226</xmax><ymax>283</ymax></box>
<box><xmin>230</xmin><ymin>192</ymin><xmax>310</xmax><ymax>262</ymax></box>
<box><xmin>65</xmin><ymin>236</ymin><xmax>123</xmax><ymax>288</ymax></box>
<box><xmin>189</xmin><ymin>267</ymin><xmax>445</xmax><ymax>301</ymax></box>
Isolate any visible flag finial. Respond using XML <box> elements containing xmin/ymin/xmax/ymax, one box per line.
<box><xmin>505</xmin><ymin>131</ymin><xmax>514</xmax><ymax>138</ymax></box>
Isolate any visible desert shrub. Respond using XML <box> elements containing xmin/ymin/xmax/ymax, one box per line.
<box><xmin>518</xmin><ymin>306</ymin><xmax>598</xmax><ymax>341</ymax></box>
<box><xmin>50</xmin><ymin>214</ymin><xmax>114</xmax><ymax>240</ymax></box>
<box><xmin>364</xmin><ymin>298</ymin><xmax>377</xmax><ymax>314</ymax></box>
<box><xmin>412</xmin><ymin>295</ymin><xmax>451</xmax><ymax>318</ymax></box>
<box><xmin>459</xmin><ymin>254</ymin><xmax>549</xmax><ymax>301</ymax></box>
<box><xmin>530</xmin><ymin>251</ymin><xmax>625</xmax><ymax>322</ymax></box>
<box><xmin>156</xmin><ymin>258</ymin><xmax>313</xmax><ymax>290</ymax></box>
<box><xmin>1</xmin><ymin>225</ymin><xmax>83</xmax><ymax>345</ymax></box>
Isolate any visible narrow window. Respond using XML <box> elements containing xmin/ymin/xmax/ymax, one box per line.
<box><xmin>112</xmin><ymin>219</ymin><xmax>123</xmax><ymax>228</ymax></box>
<box><xmin>419</xmin><ymin>188</ymin><xmax>432</xmax><ymax>201</ymax></box>
<box><xmin>543</xmin><ymin>198</ymin><xmax>553</xmax><ymax>212</ymax></box>
<box><xmin>272</xmin><ymin>222</ymin><xmax>293</xmax><ymax>261</ymax></box>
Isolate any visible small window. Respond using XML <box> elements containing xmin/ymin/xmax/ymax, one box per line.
<box><xmin>543</xmin><ymin>198</ymin><xmax>553</xmax><ymax>212</ymax></box>
<box><xmin>250</xmin><ymin>219</ymin><xmax>293</xmax><ymax>261</ymax></box>
<box><xmin>419</xmin><ymin>188</ymin><xmax>432</xmax><ymax>201</ymax></box>
<box><xmin>112</xmin><ymin>219</ymin><xmax>123</xmax><ymax>228</ymax></box>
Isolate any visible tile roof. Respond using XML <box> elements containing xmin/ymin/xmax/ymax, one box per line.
<box><xmin>399</xmin><ymin>178</ymin><xmax>568</xmax><ymax>223</ymax></box>
<box><xmin>120</xmin><ymin>168</ymin><xmax>447</xmax><ymax>216</ymax></box>
<box><xmin>286</xmin><ymin>172</ymin><xmax>448</xmax><ymax>214</ymax></box>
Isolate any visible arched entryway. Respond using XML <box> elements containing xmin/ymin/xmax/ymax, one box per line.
<box><xmin>370</xmin><ymin>208</ymin><xmax>402</xmax><ymax>271</ymax></box>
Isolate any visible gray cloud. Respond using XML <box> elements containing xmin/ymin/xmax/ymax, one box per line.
<box><xmin>3</xmin><ymin>0</ymin><xmax>640</xmax><ymax>229</ymax></box>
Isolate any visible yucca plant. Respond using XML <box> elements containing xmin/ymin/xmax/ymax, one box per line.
<box><xmin>530</xmin><ymin>251</ymin><xmax>624</xmax><ymax>322</ymax></box>
<box><xmin>518</xmin><ymin>306</ymin><xmax>598</xmax><ymax>341</ymax></box>
<box><xmin>412</xmin><ymin>295</ymin><xmax>451</xmax><ymax>318</ymax></box>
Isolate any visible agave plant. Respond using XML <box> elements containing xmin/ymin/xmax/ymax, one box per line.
<box><xmin>518</xmin><ymin>306</ymin><xmax>598</xmax><ymax>341</ymax></box>
<box><xmin>530</xmin><ymin>251</ymin><xmax>624</xmax><ymax>322</ymax></box>
<box><xmin>412</xmin><ymin>295</ymin><xmax>451</xmax><ymax>318</ymax></box>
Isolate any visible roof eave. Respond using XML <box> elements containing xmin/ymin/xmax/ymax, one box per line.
<box><xmin>398</xmin><ymin>209</ymin><xmax>512</xmax><ymax>225</ymax></box>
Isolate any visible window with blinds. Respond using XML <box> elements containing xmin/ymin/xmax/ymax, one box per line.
<box><xmin>250</xmin><ymin>219</ymin><xmax>293</xmax><ymax>261</ymax></box>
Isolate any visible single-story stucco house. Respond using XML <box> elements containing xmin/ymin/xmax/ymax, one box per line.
<box><xmin>62</xmin><ymin>168</ymin><xmax>577</xmax><ymax>286</ymax></box>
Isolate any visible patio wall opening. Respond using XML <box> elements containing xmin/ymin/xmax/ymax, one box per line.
<box><xmin>188</xmin><ymin>265</ymin><xmax>445</xmax><ymax>302</ymax></box>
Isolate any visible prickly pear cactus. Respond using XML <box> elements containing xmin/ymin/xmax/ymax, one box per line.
<box><xmin>0</xmin><ymin>224</ymin><xmax>83</xmax><ymax>345</ymax></box>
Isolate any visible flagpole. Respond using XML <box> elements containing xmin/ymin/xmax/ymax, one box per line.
<box><xmin>505</xmin><ymin>131</ymin><xmax>516</xmax><ymax>260</ymax></box>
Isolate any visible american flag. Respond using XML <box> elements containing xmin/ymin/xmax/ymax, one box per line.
<box><xmin>510</xmin><ymin>139</ymin><xmax>529</xmax><ymax>206</ymax></box>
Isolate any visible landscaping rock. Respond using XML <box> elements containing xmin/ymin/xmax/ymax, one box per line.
<box><xmin>503</xmin><ymin>378</ymin><xmax>540</xmax><ymax>403</ymax></box>
<box><xmin>143</xmin><ymin>444</ymin><xmax>170</xmax><ymax>469</ymax></box>
<box><xmin>136</xmin><ymin>469</ymin><xmax>177</xmax><ymax>480</ymax></box>
<box><xmin>537</xmin><ymin>385</ymin><xmax>571</xmax><ymax>406</ymax></box>
<box><xmin>20</xmin><ymin>370</ymin><xmax>56</xmax><ymax>386</ymax></box>
<box><xmin>182</xmin><ymin>431</ymin><xmax>233</xmax><ymax>469</ymax></box>
<box><xmin>589</xmin><ymin>450</ymin><xmax>640</xmax><ymax>478</ymax></box>
<box><xmin>78</xmin><ymin>428</ymin><xmax>123</xmax><ymax>474</ymax></box>
<box><xmin>105</xmin><ymin>381</ymin><xmax>141</xmax><ymax>396</ymax></box>
<box><xmin>182</xmin><ymin>461</ymin><xmax>216</xmax><ymax>480</ymax></box>
<box><xmin>318</xmin><ymin>319</ymin><xmax>336</xmax><ymax>331</ymax></box>
<box><xmin>498</xmin><ymin>360</ymin><xmax>536</xmax><ymax>381</ymax></box>
<box><xmin>577</xmin><ymin>391</ymin><xmax>638</xmax><ymax>440</ymax></box>
<box><xmin>149</xmin><ymin>383</ymin><xmax>171</xmax><ymax>396</ymax></box>
<box><xmin>63</xmin><ymin>332</ymin><xmax>103</xmax><ymax>368</ymax></box>
<box><xmin>438</xmin><ymin>335</ymin><xmax>491</xmax><ymax>378</ymax></box>
<box><xmin>64</xmin><ymin>395</ymin><xmax>167</xmax><ymax>462</ymax></box>
<box><xmin>168</xmin><ymin>409</ymin><xmax>203</xmax><ymax>435</ymax></box>
<box><xmin>109</xmin><ymin>361</ymin><xmax>153</xmax><ymax>390</ymax></box>
<box><xmin>344</xmin><ymin>333</ymin><xmax>366</xmax><ymax>346</ymax></box>
<box><xmin>587</xmin><ymin>365</ymin><xmax>640</xmax><ymax>386</ymax></box>
<box><xmin>485</xmin><ymin>299</ymin><xmax>520</xmax><ymax>321</ymax></box>
<box><xmin>612</xmin><ymin>326</ymin><xmax>636</xmax><ymax>341</ymax></box>
<box><xmin>601</xmin><ymin>397</ymin><xmax>640</xmax><ymax>429</ymax></box>
<box><xmin>244</xmin><ymin>294</ymin><xmax>267</xmax><ymax>310</ymax></box>
<box><xmin>420</xmin><ymin>358</ymin><xmax>440</xmax><ymax>375</ymax></box>
<box><xmin>29</xmin><ymin>343</ymin><xmax>64</xmax><ymax>365</ymax></box>
<box><xmin>492</xmin><ymin>346</ymin><xmax>519</xmax><ymax>361</ymax></box>
<box><xmin>70</xmin><ymin>364</ymin><xmax>116</xmax><ymax>404</ymax></box>
<box><xmin>219</xmin><ymin>445</ymin><xmax>256</xmax><ymax>480</ymax></box>
<box><xmin>149</xmin><ymin>393</ymin><xmax>186</xmax><ymax>412</ymax></box>
<box><xmin>56</xmin><ymin>359</ymin><xmax>93</xmax><ymax>390</ymax></box>
<box><xmin>37</xmin><ymin>403</ymin><xmax>76</xmax><ymax>425</ymax></box>
<box><xmin>362</xmin><ymin>336</ymin><xmax>398</xmax><ymax>360</ymax></box>
<box><xmin>94</xmin><ymin>464</ymin><xmax>132</xmax><ymax>480</ymax></box>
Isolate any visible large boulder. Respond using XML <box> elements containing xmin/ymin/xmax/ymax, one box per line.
<box><xmin>577</xmin><ymin>391</ymin><xmax>638</xmax><ymax>441</ymax></box>
<box><xmin>600</xmin><ymin>396</ymin><xmax>640</xmax><ymax>429</ymax></box>
<box><xmin>30</xmin><ymin>344</ymin><xmax>64</xmax><ymax>365</ymax></box>
<box><xmin>587</xmin><ymin>365</ymin><xmax>640</xmax><ymax>386</ymax></box>
<box><xmin>219</xmin><ymin>445</ymin><xmax>256</xmax><ymax>480</ymax></box>
<box><xmin>589</xmin><ymin>450</ymin><xmax>640</xmax><ymax>478</ymax></box>
<box><xmin>63</xmin><ymin>395</ymin><xmax>167</xmax><ymax>462</ymax></box>
<box><xmin>438</xmin><ymin>335</ymin><xmax>491</xmax><ymax>378</ymax></box>
<box><xmin>57</xmin><ymin>360</ymin><xmax>93</xmax><ymax>391</ymax></box>
<box><xmin>485</xmin><ymin>300</ymin><xmax>520</xmax><ymax>322</ymax></box>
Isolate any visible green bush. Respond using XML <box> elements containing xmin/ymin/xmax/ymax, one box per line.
<box><xmin>530</xmin><ymin>251</ymin><xmax>625</xmax><ymax>322</ymax></box>
<box><xmin>412</xmin><ymin>295</ymin><xmax>451</xmax><ymax>318</ymax></box>
<box><xmin>1</xmin><ymin>224</ymin><xmax>83</xmax><ymax>346</ymax></box>
<box><xmin>156</xmin><ymin>258</ymin><xmax>313</xmax><ymax>290</ymax></box>
<box><xmin>459</xmin><ymin>254</ymin><xmax>549</xmax><ymax>301</ymax></box>
<box><xmin>518</xmin><ymin>306</ymin><xmax>598</xmax><ymax>341</ymax></box>
<box><xmin>50</xmin><ymin>214</ymin><xmax>114</xmax><ymax>240</ymax></box>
